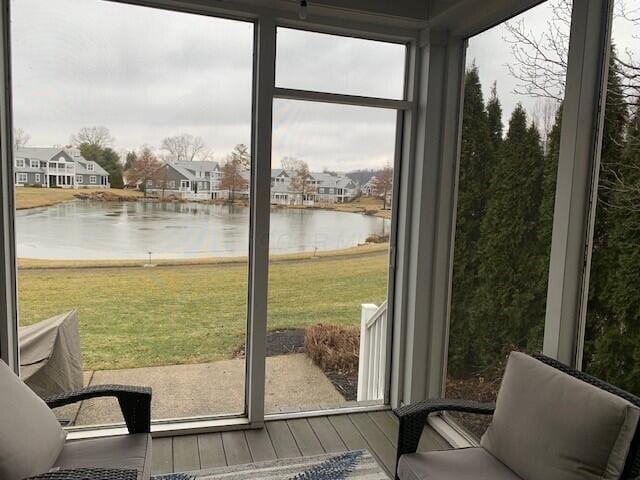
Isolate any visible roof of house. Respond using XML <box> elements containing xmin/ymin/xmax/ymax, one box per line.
<box><xmin>14</xmin><ymin>147</ymin><xmax>109</xmax><ymax>176</ymax></box>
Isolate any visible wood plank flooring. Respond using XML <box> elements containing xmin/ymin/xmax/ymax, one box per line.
<box><xmin>151</xmin><ymin>411</ymin><xmax>450</xmax><ymax>478</ymax></box>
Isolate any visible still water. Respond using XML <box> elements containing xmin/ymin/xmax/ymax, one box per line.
<box><xmin>16</xmin><ymin>201</ymin><xmax>390</xmax><ymax>260</ymax></box>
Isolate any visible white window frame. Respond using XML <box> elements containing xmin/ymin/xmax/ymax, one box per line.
<box><xmin>35</xmin><ymin>173</ymin><xmax>40</xmax><ymax>183</ymax></box>
<box><xmin>16</xmin><ymin>173</ymin><xmax>27</xmax><ymax>183</ymax></box>
<box><xmin>0</xmin><ymin>0</ymin><xmax>423</xmax><ymax>438</ymax></box>
<box><xmin>89</xmin><ymin>175</ymin><xmax>97</xmax><ymax>184</ymax></box>
<box><xmin>31</xmin><ymin>160</ymin><xmax>39</xmax><ymax>169</ymax></box>
<box><xmin>15</xmin><ymin>158</ymin><xmax>23</xmax><ymax>168</ymax></box>
<box><xmin>87</xmin><ymin>163</ymin><xmax>94</xmax><ymax>171</ymax></box>
<box><xmin>76</xmin><ymin>175</ymin><xmax>83</xmax><ymax>184</ymax></box>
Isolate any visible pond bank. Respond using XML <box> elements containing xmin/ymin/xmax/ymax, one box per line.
<box><xmin>17</xmin><ymin>242</ymin><xmax>389</xmax><ymax>270</ymax></box>
<box><xmin>15</xmin><ymin>187</ymin><xmax>144</xmax><ymax>210</ymax></box>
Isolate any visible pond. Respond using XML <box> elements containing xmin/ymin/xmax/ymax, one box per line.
<box><xmin>16</xmin><ymin>201</ymin><xmax>391</xmax><ymax>260</ymax></box>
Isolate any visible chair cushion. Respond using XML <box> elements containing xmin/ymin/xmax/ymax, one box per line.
<box><xmin>0</xmin><ymin>360</ymin><xmax>67</xmax><ymax>480</ymax></box>
<box><xmin>54</xmin><ymin>434</ymin><xmax>152</xmax><ymax>480</ymax></box>
<box><xmin>397</xmin><ymin>447</ymin><xmax>522</xmax><ymax>480</ymax></box>
<box><xmin>481</xmin><ymin>352</ymin><xmax>640</xmax><ymax>480</ymax></box>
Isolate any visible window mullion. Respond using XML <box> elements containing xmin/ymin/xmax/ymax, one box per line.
<box><xmin>246</xmin><ymin>13</ymin><xmax>275</xmax><ymax>425</ymax></box>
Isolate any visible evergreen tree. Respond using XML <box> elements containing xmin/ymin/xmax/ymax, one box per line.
<box><xmin>449</xmin><ymin>67</ymin><xmax>494</xmax><ymax>377</ymax></box>
<box><xmin>486</xmin><ymin>82</ymin><xmax>503</xmax><ymax>151</ymax></box>
<box><xmin>79</xmin><ymin>143</ymin><xmax>124</xmax><ymax>188</ymax></box>
<box><xmin>584</xmin><ymin>51</ymin><xmax>629</xmax><ymax>379</ymax></box>
<box><xmin>471</xmin><ymin>104</ymin><xmax>545</xmax><ymax>373</ymax></box>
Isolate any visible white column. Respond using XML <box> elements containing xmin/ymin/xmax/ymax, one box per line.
<box><xmin>396</xmin><ymin>29</ymin><xmax>466</xmax><ymax>404</ymax></box>
<box><xmin>543</xmin><ymin>0</ymin><xmax>613</xmax><ymax>367</ymax></box>
<box><xmin>246</xmin><ymin>15</ymin><xmax>275</xmax><ymax>426</ymax></box>
<box><xmin>0</xmin><ymin>0</ymin><xmax>18</xmax><ymax>372</ymax></box>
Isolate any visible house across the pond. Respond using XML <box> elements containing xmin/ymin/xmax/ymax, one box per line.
<box><xmin>14</xmin><ymin>147</ymin><xmax>110</xmax><ymax>188</ymax></box>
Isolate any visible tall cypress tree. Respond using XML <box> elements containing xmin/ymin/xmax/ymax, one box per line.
<box><xmin>584</xmin><ymin>51</ymin><xmax>629</xmax><ymax>378</ymax></box>
<box><xmin>471</xmin><ymin>104</ymin><xmax>545</xmax><ymax>374</ymax></box>
<box><xmin>448</xmin><ymin>66</ymin><xmax>494</xmax><ymax>377</ymax></box>
<box><xmin>486</xmin><ymin>82</ymin><xmax>503</xmax><ymax>151</ymax></box>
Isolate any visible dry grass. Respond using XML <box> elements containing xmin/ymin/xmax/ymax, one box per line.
<box><xmin>17</xmin><ymin>242</ymin><xmax>389</xmax><ymax>270</ymax></box>
<box><xmin>304</xmin><ymin>324</ymin><xmax>360</xmax><ymax>374</ymax></box>
<box><xmin>15</xmin><ymin>187</ymin><xmax>144</xmax><ymax>210</ymax></box>
<box><xmin>316</xmin><ymin>197</ymin><xmax>392</xmax><ymax>219</ymax></box>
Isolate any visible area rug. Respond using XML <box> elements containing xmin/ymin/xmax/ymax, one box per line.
<box><xmin>152</xmin><ymin>450</ymin><xmax>389</xmax><ymax>480</ymax></box>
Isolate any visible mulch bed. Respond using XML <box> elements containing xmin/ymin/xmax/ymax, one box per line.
<box><xmin>233</xmin><ymin>328</ymin><xmax>358</xmax><ymax>401</ymax></box>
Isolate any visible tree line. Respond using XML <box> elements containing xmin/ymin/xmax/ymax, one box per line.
<box><xmin>449</xmin><ymin>53</ymin><xmax>640</xmax><ymax>396</ymax></box>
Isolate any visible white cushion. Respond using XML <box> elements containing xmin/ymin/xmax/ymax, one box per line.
<box><xmin>0</xmin><ymin>360</ymin><xmax>66</xmax><ymax>480</ymax></box>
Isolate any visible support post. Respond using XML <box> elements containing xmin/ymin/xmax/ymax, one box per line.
<box><xmin>0</xmin><ymin>0</ymin><xmax>18</xmax><ymax>373</ymax></box>
<box><xmin>543</xmin><ymin>0</ymin><xmax>613</xmax><ymax>367</ymax></box>
<box><xmin>398</xmin><ymin>28</ymin><xmax>466</xmax><ymax>404</ymax></box>
<box><xmin>246</xmin><ymin>15</ymin><xmax>275</xmax><ymax>425</ymax></box>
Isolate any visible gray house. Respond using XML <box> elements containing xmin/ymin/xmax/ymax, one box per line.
<box><xmin>270</xmin><ymin>169</ymin><xmax>357</xmax><ymax>205</ymax></box>
<box><xmin>146</xmin><ymin>161</ymin><xmax>223</xmax><ymax>199</ymax></box>
<box><xmin>14</xmin><ymin>147</ymin><xmax>110</xmax><ymax>188</ymax></box>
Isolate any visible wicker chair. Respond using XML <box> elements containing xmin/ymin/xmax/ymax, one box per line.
<box><xmin>0</xmin><ymin>360</ymin><xmax>152</xmax><ymax>480</ymax></box>
<box><xmin>393</xmin><ymin>352</ymin><xmax>640</xmax><ymax>480</ymax></box>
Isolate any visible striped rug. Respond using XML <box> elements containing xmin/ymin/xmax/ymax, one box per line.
<box><xmin>152</xmin><ymin>450</ymin><xmax>388</xmax><ymax>480</ymax></box>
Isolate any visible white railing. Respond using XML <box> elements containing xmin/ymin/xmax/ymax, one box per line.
<box><xmin>357</xmin><ymin>300</ymin><xmax>388</xmax><ymax>402</ymax></box>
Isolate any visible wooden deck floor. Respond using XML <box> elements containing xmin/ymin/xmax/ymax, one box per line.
<box><xmin>151</xmin><ymin>411</ymin><xmax>450</xmax><ymax>478</ymax></box>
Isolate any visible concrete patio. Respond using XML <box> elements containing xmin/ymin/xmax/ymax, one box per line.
<box><xmin>53</xmin><ymin>353</ymin><xmax>345</xmax><ymax>426</ymax></box>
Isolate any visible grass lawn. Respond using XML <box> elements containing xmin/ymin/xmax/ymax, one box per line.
<box><xmin>18</xmin><ymin>251</ymin><xmax>388</xmax><ymax>370</ymax></box>
<box><xmin>15</xmin><ymin>187</ymin><xmax>143</xmax><ymax>210</ymax></box>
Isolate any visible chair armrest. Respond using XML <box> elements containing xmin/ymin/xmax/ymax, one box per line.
<box><xmin>393</xmin><ymin>399</ymin><xmax>495</xmax><ymax>468</ymax></box>
<box><xmin>44</xmin><ymin>385</ymin><xmax>151</xmax><ymax>433</ymax></box>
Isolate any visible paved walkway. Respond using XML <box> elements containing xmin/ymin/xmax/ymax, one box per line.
<box><xmin>53</xmin><ymin>354</ymin><xmax>345</xmax><ymax>426</ymax></box>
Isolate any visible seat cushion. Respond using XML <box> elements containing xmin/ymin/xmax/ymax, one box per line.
<box><xmin>0</xmin><ymin>360</ymin><xmax>66</xmax><ymax>480</ymax></box>
<box><xmin>54</xmin><ymin>434</ymin><xmax>152</xmax><ymax>480</ymax></box>
<box><xmin>398</xmin><ymin>447</ymin><xmax>522</xmax><ymax>480</ymax></box>
<box><xmin>481</xmin><ymin>352</ymin><xmax>640</xmax><ymax>480</ymax></box>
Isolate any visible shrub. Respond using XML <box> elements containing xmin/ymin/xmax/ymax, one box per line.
<box><xmin>304</xmin><ymin>324</ymin><xmax>360</xmax><ymax>374</ymax></box>
<box><xmin>365</xmin><ymin>233</ymin><xmax>389</xmax><ymax>243</ymax></box>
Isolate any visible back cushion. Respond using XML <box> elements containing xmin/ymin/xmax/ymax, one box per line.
<box><xmin>481</xmin><ymin>352</ymin><xmax>639</xmax><ymax>480</ymax></box>
<box><xmin>0</xmin><ymin>360</ymin><xmax>66</xmax><ymax>480</ymax></box>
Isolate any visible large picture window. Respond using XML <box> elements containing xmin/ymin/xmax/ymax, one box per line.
<box><xmin>264</xmin><ymin>27</ymin><xmax>406</xmax><ymax>413</ymax></box>
<box><xmin>11</xmin><ymin>0</ymin><xmax>254</xmax><ymax>426</ymax></box>
<box><xmin>582</xmin><ymin>0</ymin><xmax>640</xmax><ymax>394</ymax></box>
<box><xmin>446</xmin><ymin>0</ymin><xmax>571</xmax><ymax>439</ymax></box>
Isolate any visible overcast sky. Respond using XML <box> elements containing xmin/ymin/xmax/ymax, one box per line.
<box><xmin>10</xmin><ymin>0</ymin><xmax>640</xmax><ymax>172</ymax></box>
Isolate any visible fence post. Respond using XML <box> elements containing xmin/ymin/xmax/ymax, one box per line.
<box><xmin>358</xmin><ymin>303</ymin><xmax>378</xmax><ymax>402</ymax></box>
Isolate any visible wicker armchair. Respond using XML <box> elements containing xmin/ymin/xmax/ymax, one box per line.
<box><xmin>393</xmin><ymin>353</ymin><xmax>640</xmax><ymax>480</ymax></box>
<box><xmin>27</xmin><ymin>385</ymin><xmax>152</xmax><ymax>480</ymax></box>
<box><xmin>0</xmin><ymin>359</ymin><xmax>152</xmax><ymax>480</ymax></box>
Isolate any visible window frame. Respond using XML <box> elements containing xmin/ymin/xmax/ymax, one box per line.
<box><xmin>16</xmin><ymin>172</ymin><xmax>27</xmax><ymax>183</ymax></box>
<box><xmin>435</xmin><ymin>0</ymin><xmax>615</xmax><ymax>446</ymax></box>
<box><xmin>0</xmin><ymin>0</ymin><xmax>416</xmax><ymax>437</ymax></box>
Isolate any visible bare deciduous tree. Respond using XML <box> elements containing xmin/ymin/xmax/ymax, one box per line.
<box><xmin>372</xmin><ymin>165</ymin><xmax>394</xmax><ymax>210</ymax></box>
<box><xmin>281</xmin><ymin>157</ymin><xmax>315</xmax><ymax>203</ymax></box>
<box><xmin>503</xmin><ymin>0</ymin><xmax>571</xmax><ymax>102</ymax></box>
<box><xmin>161</xmin><ymin>134</ymin><xmax>208</xmax><ymax>162</ymax></box>
<box><xmin>220</xmin><ymin>144</ymin><xmax>250</xmax><ymax>201</ymax></box>
<box><xmin>13</xmin><ymin>128</ymin><xmax>30</xmax><ymax>149</ymax></box>
<box><xmin>125</xmin><ymin>147</ymin><xmax>162</xmax><ymax>198</ymax></box>
<box><xmin>70</xmin><ymin>126</ymin><xmax>115</xmax><ymax>148</ymax></box>
<box><xmin>531</xmin><ymin>98</ymin><xmax>560</xmax><ymax>152</ymax></box>
<box><xmin>504</xmin><ymin>0</ymin><xmax>640</xmax><ymax>105</ymax></box>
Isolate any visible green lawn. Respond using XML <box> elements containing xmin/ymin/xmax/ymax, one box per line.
<box><xmin>18</xmin><ymin>252</ymin><xmax>388</xmax><ymax>370</ymax></box>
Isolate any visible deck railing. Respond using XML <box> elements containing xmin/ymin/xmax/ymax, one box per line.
<box><xmin>357</xmin><ymin>300</ymin><xmax>388</xmax><ymax>402</ymax></box>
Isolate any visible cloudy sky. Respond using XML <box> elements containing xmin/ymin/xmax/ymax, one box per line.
<box><xmin>10</xmin><ymin>0</ymin><xmax>639</xmax><ymax>172</ymax></box>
